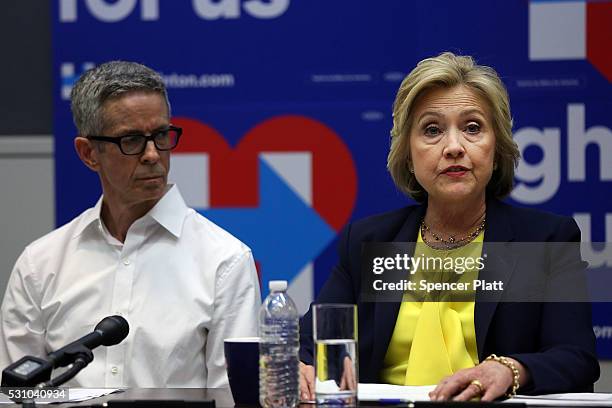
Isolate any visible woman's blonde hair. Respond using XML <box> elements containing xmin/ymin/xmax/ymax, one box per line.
<box><xmin>387</xmin><ymin>52</ymin><xmax>520</xmax><ymax>202</ymax></box>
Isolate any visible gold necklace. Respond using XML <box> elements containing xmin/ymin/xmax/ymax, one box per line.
<box><xmin>421</xmin><ymin>217</ymin><xmax>486</xmax><ymax>249</ymax></box>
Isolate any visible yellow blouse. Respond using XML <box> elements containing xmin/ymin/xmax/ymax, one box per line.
<box><xmin>380</xmin><ymin>230</ymin><xmax>483</xmax><ymax>385</ymax></box>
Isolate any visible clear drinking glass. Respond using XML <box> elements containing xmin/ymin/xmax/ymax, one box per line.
<box><xmin>313</xmin><ymin>304</ymin><xmax>358</xmax><ymax>406</ymax></box>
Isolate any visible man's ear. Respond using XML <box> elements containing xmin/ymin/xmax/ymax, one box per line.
<box><xmin>74</xmin><ymin>136</ymin><xmax>100</xmax><ymax>172</ymax></box>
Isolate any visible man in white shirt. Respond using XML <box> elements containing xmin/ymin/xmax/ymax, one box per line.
<box><xmin>0</xmin><ymin>61</ymin><xmax>261</xmax><ymax>387</ymax></box>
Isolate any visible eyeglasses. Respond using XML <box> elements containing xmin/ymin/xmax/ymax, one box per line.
<box><xmin>86</xmin><ymin>125</ymin><xmax>182</xmax><ymax>155</ymax></box>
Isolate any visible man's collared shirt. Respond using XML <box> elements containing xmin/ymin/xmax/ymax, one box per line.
<box><xmin>0</xmin><ymin>185</ymin><xmax>261</xmax><ymax>387</ymax></box>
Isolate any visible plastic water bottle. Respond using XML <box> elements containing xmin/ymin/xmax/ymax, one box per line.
<box><xmin>259</xmin><ymin>280</ymin><xmax>300</xmax><ymax>408</ymax></box>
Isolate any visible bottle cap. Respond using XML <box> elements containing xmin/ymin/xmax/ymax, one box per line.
<box><xmin>269</xmin><ymin>280</ymin><xmax>287</xmax><ymax>292</ymax></box>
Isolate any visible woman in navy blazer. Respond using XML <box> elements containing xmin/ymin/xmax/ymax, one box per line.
<box><xmin>299</xmin><ymin>53</ymin><xmax>599</xmax><ymax>401</ymax></box>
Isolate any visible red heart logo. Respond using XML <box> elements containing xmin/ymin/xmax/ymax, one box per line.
<box><xmin>172</xmin><ymin>115</ymin><xmax>357</xmax><ymax>232</ymax></box>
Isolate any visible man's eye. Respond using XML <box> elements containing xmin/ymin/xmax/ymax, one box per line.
<box><xmin>154</xmin><ymin>129</ymin><xmax>170</xmax><ymax>139</ymax></box>
<box><xmin>123</xmin><ymin>135</ymin><xmax>144</xmax><ymax>144</ymax></box>
<box><xmin>466</xmin><ymin>123</ymin><xmax>481</xmax><ymax>134</ymax></box>
<box><xmin>424</xmin><ymin>125</ymin><xmax>441</xmax><ymax>137</ymax></box>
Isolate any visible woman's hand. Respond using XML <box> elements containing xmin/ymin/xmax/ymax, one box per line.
<box><xmin>299</xmin><ymin>362</ymin><xmax>315</xmax><ymax>401</ymax></box>
<box><xmin>339</xmin><ymin>356</ymin><xmax>357</xmax><ymax>391</ymax></box>
<box><xmin>428</xmin><ymin>358</ymin><xmax>528</xmax><ymax>402</ymax></box>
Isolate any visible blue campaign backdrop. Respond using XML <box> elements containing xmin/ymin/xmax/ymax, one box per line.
<box><xmin>52</xmin><ymin>1</ymin><xmax>612</xmax><ymax>356</ymax></box>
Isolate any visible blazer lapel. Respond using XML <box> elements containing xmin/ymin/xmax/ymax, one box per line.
<box><xmin>475</xmin><ymin>198</ymin><xmax>517</xmax><ymax>360</ymax></box>
<box><xmin>371</xmin><ymin>204</ymin><xmax>426</xmax><ymax>379</ymax></box>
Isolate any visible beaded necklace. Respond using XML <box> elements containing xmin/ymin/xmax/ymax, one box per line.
<box><xmin>420</xmin><ymin>216</ymin><xmax>486</xmax><ymax>249</ymax></box>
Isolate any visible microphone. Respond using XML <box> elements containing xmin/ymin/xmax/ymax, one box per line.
<box><xmin>1</xmin><ymin>315</ymin><xmax>129</xmax><ymax>387</ymax></box>
<box><xmin>48</xmin><ymin>315</ymin><xmax>129</xmax><ymax>368</ymax></box>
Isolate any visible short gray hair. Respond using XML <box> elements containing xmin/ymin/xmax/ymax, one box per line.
<box><xmin>70</xmin><ymin>61</ymin><xmax>170</xmax><ymax>136</ymax></box>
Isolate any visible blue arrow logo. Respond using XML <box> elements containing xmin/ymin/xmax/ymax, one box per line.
<box><xmin>197</xmin><ymin>158</ymin><xmax>336</xmax><ymax>296</ymax></box>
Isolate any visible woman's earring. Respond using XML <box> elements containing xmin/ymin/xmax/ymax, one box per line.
<box><xmin>493</xmin><ymin>161</ymin><xmax>498</xmax><ymax>170</ymax></box>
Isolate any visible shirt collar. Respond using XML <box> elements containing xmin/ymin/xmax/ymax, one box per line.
<box><xmin>71</xmin><ymin>184</ymin><xmax>189</xmax><ymax>239</ymax></box>
<box><xmin>146</xmin><ymin>184</ymin><xmax>189</xmax><ymax>238</ymax></box>
<box><xmin>71</xmin><ymin>196</ymin><xmax>104</xmax><ymax>239</ymax></box>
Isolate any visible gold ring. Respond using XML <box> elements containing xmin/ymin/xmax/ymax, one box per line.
<box><xmin>470</xmin><ymin>379</ymin><xmax>484</xmax><ymax>395</ymax></box>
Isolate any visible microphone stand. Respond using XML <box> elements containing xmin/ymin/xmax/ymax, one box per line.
<box><xmin>12</xmin><ymin>347</ymin><xmax>94</xmax><ymax>407</ymax></box>
<box><xmin>3</xmin><ymin>315</ymin><xmax>129</xmax><ymax>406</ymax></box>
<box><xmin>41</xmin><ymin>344</ymin><xmax>94</xmax><ymax>387</ymax></box>
<box><xmin>12</xmin><ymin>346</ymin><xmax>94</xmax><ymax>407</ymax></box>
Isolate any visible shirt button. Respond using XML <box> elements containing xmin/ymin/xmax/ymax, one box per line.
<box><xmin>123</xmin><ymin>259</ymin><xmax>130</xmax><ymax>266</ymax></box>
<box><xmin>111</xmin><ymin>366</ymin><xmax>118</xmax><ymax>374</ymax></box>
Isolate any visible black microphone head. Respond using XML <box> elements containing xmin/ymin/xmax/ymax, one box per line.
<box><xmin>94</xmin><ymin>315</ymin><xmax>129</xmax><ymax>346</ymax></box>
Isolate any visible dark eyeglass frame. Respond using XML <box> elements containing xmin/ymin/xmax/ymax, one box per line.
<box><xmin>86</xmin><ymin>125</ymin><xmax>182</xmax><ymax>155</ymax></box>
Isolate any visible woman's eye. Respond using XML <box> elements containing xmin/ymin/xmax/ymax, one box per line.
<box><xmin>424</xmin><ymin>125</ymin><xmax>441</xmax><ymax>137</ymax></box>
<box><xmin>466</xmin><ymin>123</ymin><xmax>481</xmax><ymax>134</ymax></box>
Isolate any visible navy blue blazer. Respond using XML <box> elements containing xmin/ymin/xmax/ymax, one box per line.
<box><xmin>299</xmin><ymin>198</ymin><xmax>599</xmax><ymax>394</ymax></box>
